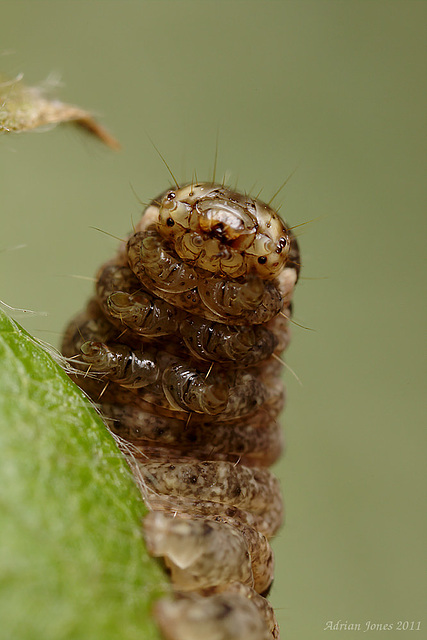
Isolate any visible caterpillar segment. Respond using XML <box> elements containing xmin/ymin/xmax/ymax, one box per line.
<box><xmin>62</xmin><ymin>182</ymin><xmax>300</xmax><ymax>640</ymax></box>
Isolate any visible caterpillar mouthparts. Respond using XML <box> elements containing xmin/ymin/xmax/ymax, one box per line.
<box><xmin>62</xmin><ymin>182</ymin><xmax>301</xmax><ymax>640</ymax></box>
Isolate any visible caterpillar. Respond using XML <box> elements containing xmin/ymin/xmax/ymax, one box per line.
<box><xmin>62</xmin><ymin>181</ymin><xmax>300</xmax><ymax>640</ymax></box>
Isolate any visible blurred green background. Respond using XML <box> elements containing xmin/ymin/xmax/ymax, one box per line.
<box><xmin>0</xmin><ymin>1</ymin><xmax>425</xmax><ymax>638</ymax></box>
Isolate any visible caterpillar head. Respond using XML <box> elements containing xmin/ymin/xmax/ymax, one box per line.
<box><xmin>155</xmin><ymin>183</ymin><xmax>291</xmax><ymax>279</ymax></box>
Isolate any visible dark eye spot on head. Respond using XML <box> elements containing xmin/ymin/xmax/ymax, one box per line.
<box><xmin>166</xmin><ymin>191</ymin><xmax>176</xmax><ymax>201</ymax></box>
<box><xmin>166</xmin><ymin>218</ymin><xmax>175</xmax><ymax>227</ymax></box>
<box><xmin>276</xmin><ymin>236</ymin><xmax>288</xmax><ymax>253</ymax></box>
<box><xmin>258</xmin><ymin>256</ymin><xmax>267</xmax><ymax>264</ymax></box>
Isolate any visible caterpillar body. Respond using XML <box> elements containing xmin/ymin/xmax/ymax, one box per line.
<box><xmin>62</xmin><ymin>182</ymin><xmax>301</xmax><ymax>640</ymax></box>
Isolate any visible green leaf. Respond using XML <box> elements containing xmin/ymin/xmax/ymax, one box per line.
<box><xmin>0</xmin><ymin>308</ymin><xmax>168</xmax><ymax>640</ymax></box>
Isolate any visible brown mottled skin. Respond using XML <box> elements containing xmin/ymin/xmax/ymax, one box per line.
<box><xmin>62</xmin><ymin>183</ymin><xmax>300</xmax><ymax>640</ymax></box>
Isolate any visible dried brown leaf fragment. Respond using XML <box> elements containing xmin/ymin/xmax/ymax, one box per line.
<box><xmin>0</xmin><ymin>74</ymin><xmax>119</xmax><ymax>149</ymax></box>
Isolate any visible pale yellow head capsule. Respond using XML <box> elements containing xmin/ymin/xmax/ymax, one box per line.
<box><xmin>156</xmin><ymin>183</ymin><xmax>291</xmax><ymax>279</ymax></box>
